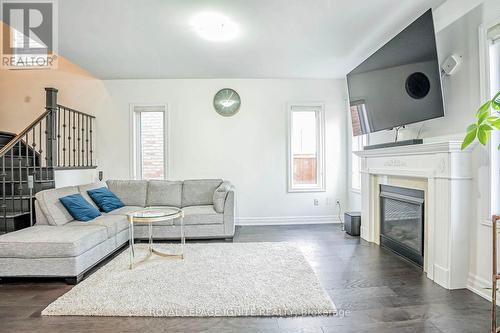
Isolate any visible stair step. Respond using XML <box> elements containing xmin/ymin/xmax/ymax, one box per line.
<box><xmin>0</xmin><ymin>168</ymin><xmax>55</xmax><ymax>182</ymax></box>
<box><xmin>1</xmin><ymin>197</ymin><xmax>34</xmax><ymax>212</ymax></box>
<box><xmin>0</xmin><ymin>211</ymin><xmax>29</xmax><ymax>218</ymax></box>
<box><xmin>0</xmin><ymin>181</ymin><xmax>55</xmax><ymax>196</ymax></box>
<box><xmin>0</xmin><ymin>132</ymin><xmax>15</xmax><ymax>146</ymax></box>
<box><xmin>0</xmin><ymin>214</ymin><xmax>31</xmax><ymax>233</ymax></box>
<box><xmin>0</xmin><ymin>156</ymin><xmax>41</xmax><ymax>168</ymax></box>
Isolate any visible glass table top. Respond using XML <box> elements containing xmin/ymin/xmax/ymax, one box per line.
<box><xmin>128</xmin><ymin>207</ymin><xmax>182</xmax><ymax>219</ymax></box>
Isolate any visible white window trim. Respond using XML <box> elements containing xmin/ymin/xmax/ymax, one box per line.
<box><xmin>478</xmin><ymin>16</ymin><xmax>500</xmax><ymax>224</ymax></box>
<box><xmin>287</xmin><ymin>102</ymin><xmax>326</xmax><ymax>193</ymax></box>
<box><xmin>349</xmin><ymin>134</ymin><xmax>368</xmax><ymax>193</ymax></box>
<box><xmin>129</xmin><ymin>103</ymin><xmax>170</xmax><ymax>180</ymax></box>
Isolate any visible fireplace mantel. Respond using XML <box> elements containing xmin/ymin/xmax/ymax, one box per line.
<box><xmin>355</xmin><ymin>141</ymin><xmax>474</xmax><ymax>289</ymax></box>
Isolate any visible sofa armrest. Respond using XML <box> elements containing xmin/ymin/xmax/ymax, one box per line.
<box><xmin>34</xmin><ymin>200</ymin><xmax>50</xmax><ymax>225</ymax></box>
<box><xmin>223</xmin><ymin>186</ymin><xmax>236</xmax><ymax>237</ymax></box>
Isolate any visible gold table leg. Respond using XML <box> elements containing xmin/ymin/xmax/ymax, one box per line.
<box><xmin>129</xmin><ymin>212</ymin><xmax>185</xmax><ymax>269</ymax></box>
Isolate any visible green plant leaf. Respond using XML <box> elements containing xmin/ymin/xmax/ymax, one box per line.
<box><xmin>477</xmin><ymin>109</ymin><xmax>490</xmax><ymax>124</ymax></box>
<box><xmin>477</xmin><ymin>127</ymin><xmax>490</xmax><ymax>145</ymax></box>
<box><xmin>466</xmin><ymin>123</ymin><xmax>478</xmax><ymax>132</ymax></box>
<box><xmin>461</xmin><ymin>129</ymin><xmax>477</xmax><ymax>150</ymax></box>
<box><xmin>480</xmin><ymin>124</ymin><xmax>493</xmax><ymax>131</ymax></box>
<box><xmin>491</xmin><ymin>118</ymin><xmax>500</xmax><ymax>130</ymax></box>
<box><xmin>492</xmin><ymin>91</ymin><xmax>500</xmax><ymax>110</ymax></box>
<box><xmin>477</xmin><ymin>100</ymin><xmax>492</xmax><ymax>117</ymax></box>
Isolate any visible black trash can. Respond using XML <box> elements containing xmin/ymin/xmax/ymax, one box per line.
<box><xmin>344</xmin><ymin>212</ymin><xmax>361</xmax><ymax>236</ymax></box>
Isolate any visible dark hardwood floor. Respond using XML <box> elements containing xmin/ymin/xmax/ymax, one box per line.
<box><xmin>0</xmin><ymin>224</ymin><xmax>494</xmax><ymax>332</ymax></box>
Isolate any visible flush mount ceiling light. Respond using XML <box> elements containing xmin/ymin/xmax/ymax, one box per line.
<box><xmin>191</xmin><ymin>12</ymin><xmax>239</xmax><ymax>42</ymax></box>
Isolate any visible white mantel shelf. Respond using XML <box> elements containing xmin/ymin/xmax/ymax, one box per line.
<box><xmin>355</xmin><ymin>141</ymin><xmax>474</xmax><ymax>290</ymax></box>
<box><xmin>354</xmin><ymin>140</ymin><xmax>472</xmax><ymax>158</ymax></box>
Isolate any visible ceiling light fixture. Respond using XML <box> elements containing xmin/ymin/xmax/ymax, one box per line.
<box><xmin>191</xmin><ymin>12</ymin><xmax>239</xmax><ymax>42</ymax></box>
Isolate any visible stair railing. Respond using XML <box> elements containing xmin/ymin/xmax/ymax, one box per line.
<box><xmin>0</xmin><ymin>87</ymin><xmax>96</xmax><ymax>233</ymax></box>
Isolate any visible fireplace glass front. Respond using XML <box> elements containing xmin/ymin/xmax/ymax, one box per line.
<box><xmin>380</xmin><ymin>185</ymin><xmax>424</xmax><ymax>266</ymax></box>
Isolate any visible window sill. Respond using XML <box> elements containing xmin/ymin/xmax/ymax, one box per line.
<box><xmin>288</xmin><ymin>188</ymin><xmax>326</xmax><ymax>193</ymax></box>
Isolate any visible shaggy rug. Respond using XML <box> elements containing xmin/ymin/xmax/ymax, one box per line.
<box><xmin>42</xmin><ymin>242</ymin><xmax>335</xmax><ymax>317</ymax></box>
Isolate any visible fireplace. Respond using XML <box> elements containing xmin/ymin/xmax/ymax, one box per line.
<box><xmin>379</xmin><ymin>185</ymin><xmax>424</xmax><ymax>267</ymax></box>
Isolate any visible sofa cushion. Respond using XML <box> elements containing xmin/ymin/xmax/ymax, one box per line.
<box><xmin>87</xmin><ymin>187</ymin><xmax>125</xmax><ymax>213</ymax></box>
<box><xmin>105</xmin><ymin>206</ymin><xmax>143</xmax><ymax>216</ymax></box>
<box><xmin>35</xmin><ymin>186</ymin><xmax>79</xmax><ymax>226</ymax></box>
<box><xmin>59</xmin><ymin>194</ymin><xmax>101</xmax><ymax>222</ymax></box>
<box><xmin>213</xmin><ymin>181</ymin><xmax>231</xmax><ymax>213</ymax></box>
<box><xmin>78</xmin><ymin>181</ymin><xmax>107</xmax><ymax>208</ymax></box>
<box><xmin>182</xmin><ymin>205</ymin><xmax>223</xmax><ymax>225</ymax></box>
<box><xmin>67</xmin><ymin>215</ymin><xmax>128</xmax><ymax>239</ymax></box>
<box><xmin>106</xmin><ymin>180</ymin><xmax>148</xmax><ymax>206</ymax></box>
<box><xmin>182</xmin><ymin>179</ymin><xmax>222</xmax><ymax>207</ymax></box>
<box><xmin>147</xmin><ymin>180</ymin><xmax>183</xmax><ymax>207</ymax></box>
<box><xmin>0</xmin><ymin>225</ymin><xmax>107</xmax><ymax>258</ymax></box>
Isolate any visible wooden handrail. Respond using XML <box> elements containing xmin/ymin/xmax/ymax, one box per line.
<box><xmin>0</xmin><ymin>111</ymin><xmax>49</xmax><ymax>157</ymax></box>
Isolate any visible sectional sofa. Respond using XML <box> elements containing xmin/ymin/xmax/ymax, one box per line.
<box><xmin>0</xmin><ymin>179</ymin><xmax>235</xmax><ymax>283</ymax></box>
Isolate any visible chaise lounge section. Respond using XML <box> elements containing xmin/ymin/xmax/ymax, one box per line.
<box><xmin>0</xmin><ymin>179</ymin><xmax>235</xmax><ymax>283</ymax></box>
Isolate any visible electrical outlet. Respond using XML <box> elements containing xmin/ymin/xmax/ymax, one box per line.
<box><xmin>313</xmin><ymin>199</ymin><xmax>319</xmax><ymax>206</ymax></box>
<box><xmin>336</xmin><ymin>199</ymin><xmax>341</xmax><ymax>205</ymax></box>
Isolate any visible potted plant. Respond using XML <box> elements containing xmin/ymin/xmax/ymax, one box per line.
<box><xmin>461</xmin><ymin>91</ymin><xmax>500</xmax><ymax>150</ymax></box>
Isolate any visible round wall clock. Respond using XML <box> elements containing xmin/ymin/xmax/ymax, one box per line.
<box><xmin>213</xmin><ymin>88</ymin><xmax>241</xmax><ymax>117</ymax></box>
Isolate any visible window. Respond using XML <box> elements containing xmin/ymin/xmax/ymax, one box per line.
<box><xmin>487</xmin><ymin>24</ymin><xmax>500</xmax><ymax>215</ymax></box>
<box><xmin>131</xmin><ymin>105</ymin><xmax>168</xmax><ymax>180</ymax></box>
<box><xmin>287</xmin><ymin>104</ymin><xmax>325</xmax><ymax>192</ymax></box>
<box><xmin>351</xmin><ymin>134</ymin><xmax>367</xmax><ymax>191</ymax></box>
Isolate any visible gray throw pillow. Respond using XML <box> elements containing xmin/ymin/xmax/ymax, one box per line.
<box><xmin>213</xmin><ymin>181</ymin><xmax>231</xmax><ymax>213</ymax></box>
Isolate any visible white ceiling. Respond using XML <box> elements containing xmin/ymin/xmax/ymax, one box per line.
<box><xmin>58</xmin><ymin>0</ymin><xmax>446</xmax><ymax>79</ymax></box>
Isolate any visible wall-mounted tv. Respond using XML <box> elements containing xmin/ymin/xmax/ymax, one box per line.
<box><xmin>347</xmin><ymin>9</ymin><xmax>444</xmax><ymax>136</ymax></box>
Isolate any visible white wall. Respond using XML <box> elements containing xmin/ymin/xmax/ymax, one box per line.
<box><xmin>97</xmin><ymin>79</ymin><xmax>347</xmax><ymax>224</ymax></box>
<box><xmin>54</xmin><ymin>169</ymin><xmax>99</xmax><ymax>188</ymax></box>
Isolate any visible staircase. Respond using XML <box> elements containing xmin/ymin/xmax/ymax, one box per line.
<box><xmin>0</xmin><ymin>88</ymin><xmax>96</xmax><ymax>234</ymax></box>
<box><xmin>0</xmin><ymin>132</ymin><xmax>55</xmax><ymax>233</ymax></box>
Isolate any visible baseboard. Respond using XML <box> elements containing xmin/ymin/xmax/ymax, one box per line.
<box><xmin>467</xmin><ymin>273</ymin><xmax>498</xmax><ymax>304</ymax></box>
<box><xmin>433</xmin><ymin>264</ymin><xmax>450</xmax><ymax>289</ymax></box>
<box><xmin>236</xmin><ymin>215</ymin><xmax>340</xmax><ymax>226</ymax></box>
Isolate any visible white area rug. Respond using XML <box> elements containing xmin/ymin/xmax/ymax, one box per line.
<box><xmin>42</xmin><ymin>242</ymin><xmax>335</xmax><ymax>317</ymax></box>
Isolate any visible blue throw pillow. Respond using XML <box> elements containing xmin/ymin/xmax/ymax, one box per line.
<box><xmin>59</xmin><ymin>194</ymin><xmax>101</xmax><ymax>222</ymax></box>
<box><xmin>87</xmin><ymin>187</ymin><xmax>124</xmax><ymax>213</ymax></box>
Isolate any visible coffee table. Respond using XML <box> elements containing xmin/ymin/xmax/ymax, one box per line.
<box><xmin>127</xmin><ymin>207</ymin><xmax>184</xmax><ymax>269</ymax></box>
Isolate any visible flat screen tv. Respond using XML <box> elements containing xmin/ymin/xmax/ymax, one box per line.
<box><xmin>347</xmin><ymin>9</ymin><xmax>444</xmax><ymax>136</ymax></box>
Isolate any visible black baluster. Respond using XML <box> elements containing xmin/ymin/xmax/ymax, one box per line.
<box><xmin>57</xmin><ymin>106</ymin><xmax>61</xmax><ymax>168</ymax></box>
<box><xmin>39</xmin><ymin>119</ymin><xmax>43</xmax><ymax>181</ymax></box>
<box><xmin>68</xmin><ymin>109</ymin><xmax>72</xmax><ymax>167</ymax></box>
<box><xmin>85</xmin><ymin>116</ymin><xmax>89</xmax><ymax>167</ymax></box>
<box><xmin>1</xmin><ymin>156</ymin><xmax>6</xmax><ymax>233</ymax></box>
<box><xmin>77</xmin><ymin>113</ymin><xmax>81</xmax><ymax>167</ymax></box>
<box><xmin>10</xmin><ymin>149</ymin><xmax>14</xmax><ymax>215</ymax></box>
<box><xmin>63</xmin><ymin>108</ymin><xmax>66</xmax><ymax>167</ymax></box>
<box><xmin>18</xmin><ymin>141</ymin><xmax>22</xmax><ymax>214</ymax></box>
<box><xmin>31</xmin><ymin>126</ymin><xmax>36</xmax><ymax>189</ymax></box>
<box><xmin>44</xmin><ymin>117</ymin><xmax>48</xmax><ymax>179</ymax></box>
<box><xmin>73</xmin><ymin>111</ymin><xmax>76</xmax><ymax>167</ymax></box>
<box><xmin>90</xmin><ymin>118</ymin><xmax>93</xmax><ymax>167</ymax></box>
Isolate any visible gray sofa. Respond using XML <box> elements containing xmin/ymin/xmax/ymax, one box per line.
<box><xmin>0</xmin><ymin>179</ymin><xmax>235</xmax><ymax>283</ymax></box>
